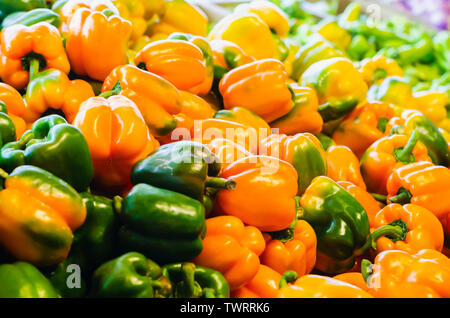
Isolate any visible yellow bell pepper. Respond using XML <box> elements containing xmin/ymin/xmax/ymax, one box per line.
<box><xmin>316</xmin><ymin>20</ymin><xmax>352</xmax><ymax>51</ymax></box>
<box><xmin>359</xmin><ymin>56</ymin><xmax>404</xmax><ymax>87</ymax></box>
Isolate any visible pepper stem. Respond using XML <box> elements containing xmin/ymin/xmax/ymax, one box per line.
<box><xmin>0</xmin><ymin>168</ymin><xmax>8</xmax><ymax>180</ymax></box>
<box><xmin>28</xmin><ymin>58</ymin><xmax>41</xmax><ymax>82</ymax></box>
<box><xmin>202</xmin><ymin>288</ymin><xmax>216</xmax><ymax>298</ymax></box>
<box><xmin>279</xmin><ymin>270</ymin><xmax>298</xmax><ymax>289</ymax></box>
<box><xmin>205</xmin><ymin>177</ymin><xmax>236</xmax><ymax>191</ymax></box>
<box><xmin>361</xmin><ymin>259</ymin><xmax>373</xmax><ymax>283</ymax></box>
<box><xmin>179</xmin><ymin>262</ymin><xmax>202</xmax><ymax>298</ymax></box>
<box><xmin>99</xmin><ymin>81</ymin><xmax>122</xmax><ymax>98</ymax></box>
<box><xmin>377</xmin><ymin>117</ymin><xmax>389</xmax><ymax>133</ymax></box>
<box><xmin>113</xmin><ymin>196</ymin><xmax>123</xmax><ymax>215</ymax></box>
<box><xmin>370</xmin><ymin>193</ymin><xmax>387</xmax><ymax>204</ymax></box>
<box><xmin>388</xmin><ymin>187</ymin><xmax>412</xmax><ymax>204</ymax></box>
<box><xmin>393</xmin><ymin>129</ymin><xmax>419</xmax><ymax>164</ymax></box>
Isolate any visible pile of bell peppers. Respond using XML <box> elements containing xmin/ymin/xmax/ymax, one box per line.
<box><xmin>0</xmin><ymin>0</ymin><xmax>448</xmax><ymax>299</ymax></box>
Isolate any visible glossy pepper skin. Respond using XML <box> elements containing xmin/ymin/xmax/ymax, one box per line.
<box><xmin>386</xmin><ymin>161</ymin><xmax>450</xmax><ymax>220</ymax></box>
<box><xmin>0</xmin><ymin>115</ymin><xmax>93</xmax><ymax>192</ymax></box>
<box><xmin>193</xmin><ymin>215</ymin><xmax>265</xmax><ymax>291</ymax></box>
<box><xmin>117</xmin><ymin>183</ymin><xmax>206</xmax><ymax>264</ymax></box>
<box><xmin>49</xmin><ymin>192</ymin><xmax>118</xmax><ymax>298</ymax></box>
<box><xmin>0</xmin><ymin>103</ymin><xmax>16</xmax><ymax>147</ymax></box>
<box><xmin>261</xmin><ymin>219</ymin><xmax>317</xmax><ymax>277</ymax></box>
<box><xmin>0</xmin><ymin>262</ymin><xmax>59</xmax><ymax>298</ymax></box>
<box><xmin>231</xmin><ymin>264</ymin><xmax>283</xmax><ymax>298</ymax></box>
<box><xmin>213</xmin><ymin>106</ymin><xmax>270</xmax><ymax>132</ymax></box>
<box><xmin>65</xmin><ymin>7</ymin><xmax>132</xmax><ymax>81</ymax></box>
<box><xmin>162</xmin><ymin>262</ymin><xmax>230</xmax><ymax>298</ymax></box>
<box><xmin>131</xmin><ymin>140</ymin><xmax>234</xmax><ymax>203</ymax></box>
<box><xmin>90</xmin><ymin>251</ymin><xmax>172</xmax><ymax>298</ymax></box>
<box><xmin>332</xmin><ymin>101</ymin><xmax>396</xmax><ymax>159</ymax></box>
<box><xmin>205</xmin><ymin>138</ymin><xmax>251</xmax><ymax>171</ymax></box>
<box><xmin>300</xmin><ymin>57</ymin><xmax>368</xmax><ymax>122</ymax></box>
<box><xmin>259</xmin><ymin>133</ymin><xmax>328</xmax><ymax>195</ymax></box>
<box><xmin>23</xmin><ymin>68</ymin><xmax>95</xmax><ymax>124</ymax></box>
<box><xmin>359</xmin><ymin>56</ymin><xmax>404</xmax><ymax>86</ymax></box>
<box><xmin>270</xmin><ymin>84</ymin><xmax>323</xmax><ymax>135</ymax></box>
<box><xmin>1</xmin><ymin>8</ymin><xmax>61</xmax><ymax>29</ymax></box>
<box><xmin>360</xmin><ymin>132</ymin><xmax>432</xmax><ymax>195</ymax></box>
<box><xmin>277</xmin><ymin>274</ymin><xmax>373</xmax><ymax>298</ymax></box>
<box><xmin>0</xmin><ymin>165</ymin><xmax>86</xmax><ymax>266</ymax></box>
<box><xmin>299</xmin><ymin>176</ymin><xmax>370</xmax><ymax>274</ymax></box>
<box><xmin>371</xmin><ymin>203</ymin><xmax>444</xmax><ymax>255</ymax></box>
<box><xmin>134</xmin><ymin>39</ymin><xmax>208</xmax><ymax>92</ymax></box>
<box><xmin>0</xmin><ymin>83</ymin><xmax>27</xmax><ymax>138</ymax></box>
<box><xmin>363</xmin><ymin>249</ymin><xmax>450</xmax><ymax>298</ymax></box>
<box><xmin>219</xmin><ymin>58</ymin><xmax>293</xmax><ymax>123</ymax></box>
<box><xmin>73</xmin><ymin>95</ymin><xmax>159</xmax><ymax>188</ymax></box>
<box><xmin>216</xmin><ymin>155</ymin><xmax>298</xmax><ymax>232</ymax></box>
<box><xmin>326</xmin><ymin>145</ymin><xmax>367</xmax><ymax>190</ymax></box>
<box><xmin>0</xmin><ymin>22</ymin><xmax>70</xmax><ymax>90</ymax></box>
<box><xmin>102</xmin><ymin>64</ymin><xmax>183</xmax><ymax>137</ymax></box>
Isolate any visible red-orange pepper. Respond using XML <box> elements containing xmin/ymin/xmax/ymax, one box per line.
<box><xmin>326</xmin><ymin>145</ymin><xmax>367</xmax><ymax>190</ymax></box>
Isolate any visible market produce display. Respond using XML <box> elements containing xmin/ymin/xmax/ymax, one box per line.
<box><xmin>0</xmin><ymin>0</ymin><xmax>448</xmax><ymax>299</ymax></box>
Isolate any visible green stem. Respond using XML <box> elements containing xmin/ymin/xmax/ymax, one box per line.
<box><xmin>16</xmin><ymin>130</ymin><xmax>36</xmax><ymax>149</ymax></box>
<box><xmin>387</xmin><ymin>187</ymin><xmax>411</xmax><ymax>204</ymax></box>
<box><xmin>0</xmin><ymin>168</ymin><xmax>8</xmax><ymax>180</ymax></box>
<box><xmin>370</xmin><ymin>193</ymin><xmax>387</xmax><ymax>204</ymax></box>
<box><xmin>113</xmin><ymin>196</ymin><xmax>123</xmax><ymax>215</ymax></box>
<box><xmin>279</xmin><ymin>270</ymin><xmax>298</xmax><ymax>289</ymax></box>
<box><xmin>358</xmin><ymin>221</ymin><xmax>408</xmax><ymax>254</ymax></box>
<box><xmin>180</xmin><ymin>262</ymin><xmax>200</xmax><ymax>298</ymax></box>
<box><xmin>28</xmin><ymin>58</ymin><xmax>41</xmax><ymax>82</ymax></box>
<box><xmin>361</xmin><ymin>259</ymin><xmax>373</xmax><ymax>283</ymax></box>
<box><xmin>99</xmin><ymin>81</ymin><xmax>122</xmax><ymax>98</ymax></box>
<box><xmin>377</xmin><ymin>117</ymin><xmax>389</xmax><ymax>133</ymax></box>
<box><xmin>372</xmin><ymin>68</ymin><xmax>388</xmax><ymax>84</ymax></box>
<box><xmin>393</xmin><ymin>129</ymin><xmax>419</xmax><ymax>164</ymax></box>
<box><xmin>205</xmin><ymin>177</ymin><xmax>236</xmax><ymax>191</ymax></box>
<box><xmin>202</xmin><ymin>288</ymin><xmax>216</xmax><ymax>298</ymax></box>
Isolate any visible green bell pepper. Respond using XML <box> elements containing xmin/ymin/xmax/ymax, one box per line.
<box><xmin>299</xmin><ymin>176</ymin><xmax>406</xmax><ymax>274</ymax></box>
<box><xmin>0</xmin><ymin>261</ymin><xmax>59</xmax><ymax>298</ymax></box>
<box><xmin>162</xmin><ymin>262</ymin><xmax>229</xmax><ymax>298</ymax></box>
<box><xmin>0</xmin><ymin>114</ymin><xmax>94</xmax><ymax>192</ymax></box>
<box><xmin>0</xmin><ymin>0</ymin><xmax>47</xmax><ymax>15</ymax></box>
<box><xmin>433</xmin><ymin>31</ymin><xmax>450</xmax><ymax>72</ymax></box>
<box><xmin>117</xmin><ymin>183</ymin><xmax>206</xmax><ymax>264</ymax></box>
<box><xmin>131</xmin><ymin>140</ymin><xmax>234</xmax><ymax>202</ymax></box>
<box><xmin>49</xmin><ymin>192</ymin><xmax>118</xmax><ymax>298</ymax></box>
<box><xmin>90</xmin><ymin>252</ymin><xmax>172</xmax><ymax>298</ymax></box>
<box><xmin>0</xmin><ymin>102</ymin><xmax>16</xmax><ymax>147</ymax></box>
<box><xmin>1</xmin><ymin>8</ymin><xmax>60</xmax><ymax>29</ymax></box>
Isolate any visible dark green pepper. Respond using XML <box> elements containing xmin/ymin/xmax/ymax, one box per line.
<box><xmin>90</xmin><ymin>252</ymin><xmax>172</xmax><ymax>298</ymax></box>
<box><xmin>131</xmin><ymin>140</ymin><xmax>234</xmax><ymax>202</ymax></box>
<box><xmin>0</xmin><ymin>102</ymin><xmax>16</xmax><ymax>147</ymax></box>
<box><xmin>0</xmin><ymin>261</ymin><xmax>59</xmax><ymax>298</ymax></box>
<box><xmin>0</xmin><ymin>114</ymin><xmax>94</xmax><ymax>191</ymax></box>
<box><xmin>48</xmin><ymin>192</ymin><xmax>118</xmax><ymax>298</ymax></box>
<box><xmin>162</xmin><ymin>262</ymin><xmax>229</xmax><ymax>298</ymax></box>
<box><xmin>1</xmin><ymin>8</ymin><xmax>60</xmax><ymax>29</ymax></box>
<box><xmin>299</xmin><ymin>176</ymin><xmax>406</xmax><ymax>274</ymax></box>
<box><xmin>0</xmin><ymin>0</ymin><xmax>47</xmax><ymax>15</ymax></box>
<box><xmin>117</xmin><ymin>183</ymin><xmax>206</xmax><ymax>264</ymax></box>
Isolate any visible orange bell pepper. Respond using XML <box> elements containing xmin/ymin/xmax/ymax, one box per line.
<box><xmin>332</xmin><ymin>101</ymin><xmax>397</xmax><ymax>159</ymax></box>
<box><xmin>0</xmin><ymin>22</ymin><xmax>70</xmax><ymax>90</ymax></box>
<box><xmin>215</xmin><ymin>155</ymin><xmax>298</xmax><ymax>232</ymax></box>
<box><xmin>102</xmin><ymin>64</ymin><xmax>183</xmax><ymax>137</ymax></box>
<box><xmin>270</xmin><ymin>84</ymin><xmax>323</xmax><ymax>135</ymax></box>
<box><xmin>386</xmin><ymin>161</ymin><xmax>450</xmax><ymax>220</ymax></box>
<box><xmin>193</xmin><ymin>215</ymin><xmax>265</xmax><ymax>291</ymax></box>
<box><xmin>206</xmin><ymin>138</ymin><xmax>251</xmax><ymax>171</ymax></box>
<box><xmin>337</xmin><ymin>181</ymin><xmax>381</xmax><ymax>227</ymax></box>
<box><xmin>326</xmin><ymin>145</ymin><xmax>366</xmax><ymax>190</ymax></box>
<box><xmin>231</xmin><ymin>264</ymin><xmax>282</xmax><ymax>298</ymax></box>
<box><xmin>23</xmin><ymin>69</ymin><xmax>94</xmax><ymax>124</ymax></box>
<box><xmin>65</xmin><ymin>7</ymin><xmax>132</xmax><ymax>81</ymax></box>
<box><xmin>277</xmin><ymin>274</ymin><xmax>373</xmax><ymax>298</ymax></box>
<box><xmin>73</xmin><ymin>95</ymin><xmax>159</xmax><ymax>188</ymax></box>
<box><xmin>261</xmin><ymin>219</ymin><xmax>316</xmax><ymax>277</ymax></box>
<box><xmin>333</xmin><ymin>272</ymin><xmax>370</xmax><ymax>293</ymax></box>
<box><xmin>0</xmin><ymin>83</ymin><xmax>27</xmax><ymax>138</ymax></box>
<box><xmin>209</xmin><ymin>39</ymin><xmax>255</xmax><ymax>79</ymax></box>
<box><xmin>134</xmin><ymin>39</ymin><xmax>208</xmax><ymax>92</ymax></box>
<box><xmin>370</xmin><ymin>203</ymin><xmax>444</xmax><ymax>255</ymax></box>
<box><xmin>219</xmin><ymin>58</ymin><xmax>293</xmax><ymax>123</ymax></box>
<box><xmin>213</xmin><ymin>106</ymin><xmax>271</xmax><ymax>132</ymax></box>
<box><xmin>363</xmin><ymin>249</ymin><xmax>450</xmax><ymax>298</ymax></box>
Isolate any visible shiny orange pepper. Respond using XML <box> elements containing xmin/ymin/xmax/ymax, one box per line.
<box><xmin>326</xmin><ymin>145</ymin><xmax>367</xmax><ymax>190</ymax></box>
<box><xmin>209</xmin><ymin>39</ymin><xmax>255</xmax><ymax>78</ymax></box>
<box><xmin>231</xmin><ymin>264</ymin><xmax>283</xmax><ymax>298</ymax></box>
<box><xmin>0</xmin><ymin>83</ymin><xmax>27</xmax><ymax>138</ymax></box>
<box><xmin>0</xmin><ymin>22</ymin><xmax>70</xmax><ymax>90</ymax></box>
<box><xmin>206</xmin><ymin>138</ymin><xmax>251</xmax><ymax>171</ymax></box>
<box><xmin>134</xmin><ymin>40</ymin><xmax>208</xmax><ymax>92</ymax></box>
<box><xmin>332</xmin><ymin>101</ymin><xmax>397</xmax><ymax>159</ymax></box>
<box><xmin>364</xmin><ymin>249</ymin><xmax>450</xmax><ymax>298</ymax></box>
<box><xmin>337</xmin><ymin>181</ymin><xmax>381</xmax><ymax>227</ymax></box>
<box><xmin>360</xmin><ymin>133</ymin><xmax>432</xmax><ymax>195</ymax></box>
<box><xmin>333</xmin><ymin>272</ymin><xmax>370</xmax><ymax>293</ymax></box>
<box><xmin>371</xmin><ymin>203</ymin><xmax>444</xmax><ymax>255</ymax></box>
<box><xmin>65</xmin><ymin>7</ymin><xmax>132</xmax><ymax>81</ymax></box>
<box><xmin>213</xmin><ymin>106</ymin><xmax>271</xmax><ymax>132</ymax></box>
<box><xmin>219</xmin><ymin>58</ymin><xmax>293</xmax><ymax>123</ymax></box>
<box><xmin>102</xmin><ymin>64</ymin><xmax>183</xmax><ymax>137</ymax></box>
<box><xmin>261</xmin><ymin>220</ymin><xmax>317</xmax><ymax>277</ymax></box>
<box><xmin>215</xmin><ymin>155</ymin><xmax>298</xmax><ymax>232</ymax></box>
<box><xmin>23</xmin><ymin>69</ymin><xmax>95</xmax><ymax>124</ymax></box>
<box><xmin>73</xmin><ymin>95</ymin><xmax>159</xmax><ymax>188</ymax></box>
<box><xmin>386</xmin><ymin>161</ymin><xmax>450</xmax><ymax>220</ymax></box>
<box><xmin>277</xmin><ymin>274</ymin><xmax>373</xmax><ymax>298</ymax></box>
<box><xmin>193</xmin><ymin>215</ymin><xmax>265</xmax><ymax>291</ymax></box>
